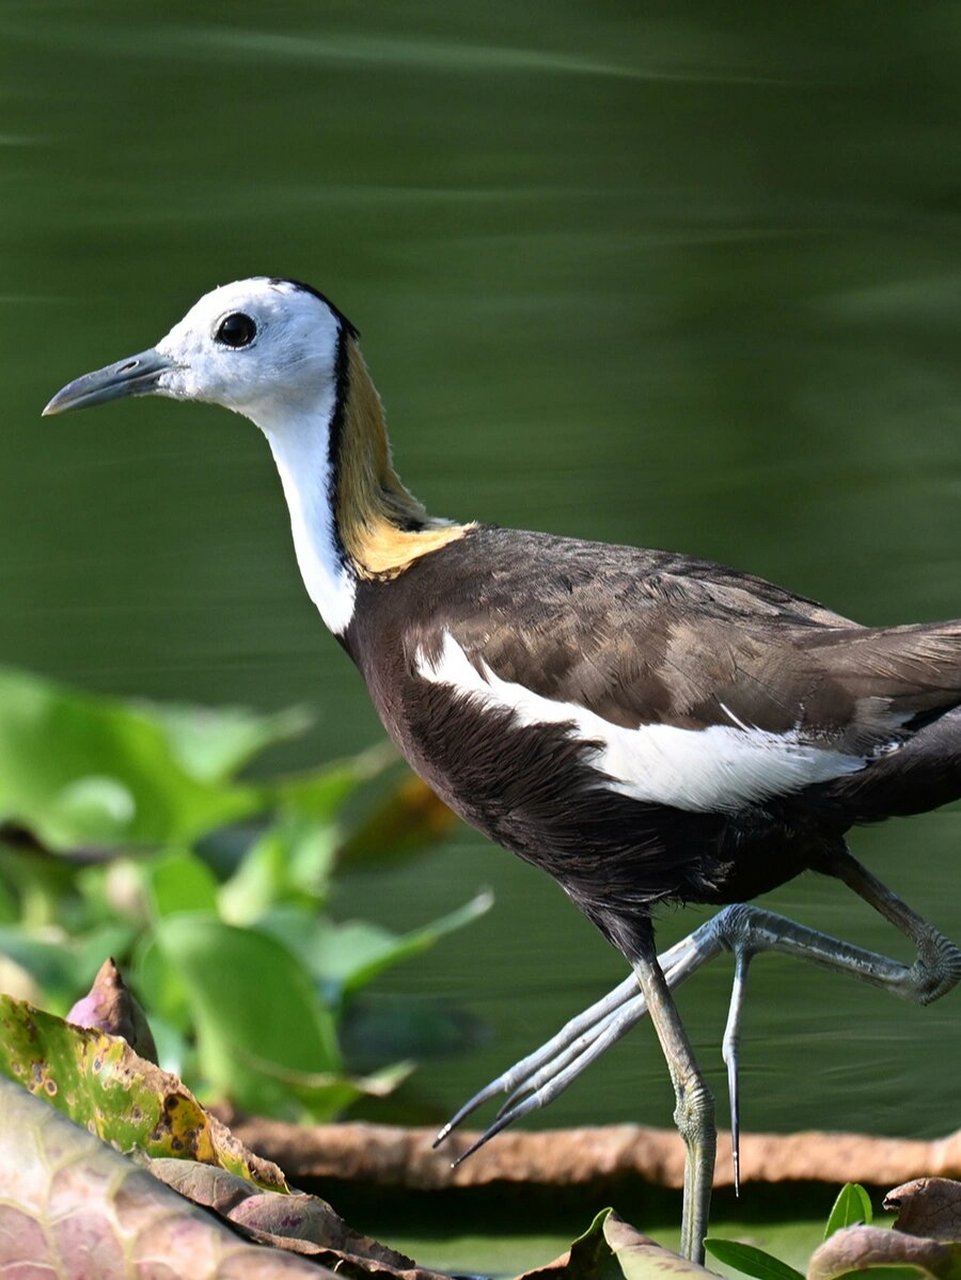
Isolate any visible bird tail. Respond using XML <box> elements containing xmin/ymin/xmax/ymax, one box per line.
<box><xmin>805</xmin><ymin>619</ymin><xmax>961</xmax><ymax>821</ymax></box>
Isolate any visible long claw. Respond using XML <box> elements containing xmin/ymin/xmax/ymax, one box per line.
<box><xmin>436</xmin><ymin>855</ymin><xmax>961</xmax><ymax>1262</ymax></box>
<box><xmin>721</xmin><ymin>947</ymin><xmax>752</xmax><ymax>1196</ymax></box>
<box><xmin>435</xmin><ymin>988</ymin><xmax>650</xmax><ymax>1154</ymax></box>
<box><xmin>447</xmin><ymin>1113</ymin><xmax>516</xmax><ymax>1166</ymax></box>
<box><xmin>434</xmin><ymin>980</ymin><xmax>651</xmax><ymax>1147</ymax></box>
<box><xmin>434</xmin><ymin>925</ymin><xmax>726</xmax><ymax>1160</ymax></box>
<box><xmin>434</xmin><ymin>1078</ymin><xmax>508</xmax><ymax>1147</ymax></box>
<box><xmin>434</xmin><ymin>932</ymin><xmax>712</xmax><ymax>1151</ymax></box>
<box><xmin>433</xmin><ymin>974</ymin><xmax>644</xmax><ymax>1147</ymax></box>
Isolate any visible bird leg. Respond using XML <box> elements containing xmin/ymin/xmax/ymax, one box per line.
<box><xmin>436</xmin><ymin>851</ymin><xmax>961</xmax><ymax>1258</ymax></box>
<box><xmin>632</xmin><ymin>944</ymin><xmax>715</xmax><ymax>1263</ymax></box>
<box><xmin>825</xmin><ymin>848</ymin><xmax>961</xmax><ymax>1003</ymax></box>
<box><xmin>709</xmin><ymin>850</ymin><xmax>961</xmax><ymax>1192</ymax></box>
<box><xmin>433</xmin><ymin>928</ymin><xmax>713</xmax><ymax>1159</ymax></box>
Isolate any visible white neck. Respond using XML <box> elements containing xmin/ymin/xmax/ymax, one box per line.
<box><xmin>255</xmin><ymin>396</ymin><xmax>358</xmax><ymax>636</ymax></box>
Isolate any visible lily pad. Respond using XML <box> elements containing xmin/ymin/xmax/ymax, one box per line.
<box><xmin>0</xmin><ymin>1075</ymin><xmax>317</xmax><ymax>1278</ymax></box>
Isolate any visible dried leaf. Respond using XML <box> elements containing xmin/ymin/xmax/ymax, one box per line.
<box><xmin>67</xmin><ymin>956</ymin><xmax>158</xmax><ymax>1062</ymax></box>
<box><xmin>604</xmin><ymin>1212</ymin><xmax>719</xmax><ymax>1279</ymax></box>
<box><xmin>886</xmin><ymin>1180</ymin><xmax>961</xmax><ymax>1242</ymax></box>
<box><xmin>519</xmin><ymin>1208</ymin><xmax>716</xmax><ymax>1278</ymax></box>
<box><xmin>150</xmin><ymin>1156</ymin><xmax>448</xmax><ymax>1277</ymax></box>
<box><xmin>808</xmin><ymin>1224</ymin><xmax>961</xmax><ymax>1280</ymax></box>
<box><xmin>147</xmin><ymin>1158</ymin><xmax>260</xmax><ymax>1214</ymax></box>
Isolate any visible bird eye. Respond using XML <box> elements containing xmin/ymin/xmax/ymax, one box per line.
<box><xmin>215</xmin><ymin>313</ymin><xmax>257</xmax><ymax>348</ymax></box>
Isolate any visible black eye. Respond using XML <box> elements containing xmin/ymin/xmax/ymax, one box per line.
<box><xmin>215</xmin><ymin>312</ymin><xmax>257</xmax><ymax>348</ymax></box>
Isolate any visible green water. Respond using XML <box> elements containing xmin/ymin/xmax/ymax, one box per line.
<box><xmin>4</xmin><ymin>2</ymin><xmax>961</xmax><ymax>1149</ymax></box>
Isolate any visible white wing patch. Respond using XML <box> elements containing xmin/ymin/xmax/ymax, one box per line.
<box><xmin>416</xmin><ymin>631</ymin><xmax>866</xmax><ymax>813</ymax></box>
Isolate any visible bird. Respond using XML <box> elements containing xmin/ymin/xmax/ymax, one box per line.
<box><xmin>44</xmin><ymin>277</ymin><xmax>961</xmax><ymax>1262</ymax></box>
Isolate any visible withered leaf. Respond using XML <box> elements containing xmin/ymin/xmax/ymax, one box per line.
<box><xmin>885</xmin><ymin>1179</ymin><xmax>961</xmax><ymax>1242</ymax></box>
<box><xmin>808</xmin><ymin>1224</ymin><xmax>961</xmax><ymax>1280</ymax></box>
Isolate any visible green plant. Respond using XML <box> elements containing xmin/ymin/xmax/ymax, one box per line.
<box><xmin>0</xmin><ymin>665</ymin><xmax>489</xmax><ymax>1118</ymax></box>
<box><xmin>706</xmin><ymin>1184</ymin><xmax>876</xmax><ymax>1280</ymax></box>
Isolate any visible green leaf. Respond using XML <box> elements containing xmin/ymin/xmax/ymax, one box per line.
<box><xmin>147</xmin><ymin>849</ymin><xmax>219</xmax><ymax>918</ymax></box>
<box><xmin>152</xmin><ymin>912</ymin><xmax>341</xmax><ymax>1114</ymax></box>
<box><xmin>48</xmin><ymin>775</ymin><xmax>135</xmax><ymax>841</ymax></box>
<box><xmin>225</xmin><ymin>1051</ymin><xmax>412</xmax><ymax>1120</ymax></box>
<box><xmin>0</xmin><ymin>923</ymin><xmax>134</xmax><ymax>1012</ymax></box>
<box><xmin>134</xmin><ymin>935</ymin><xmax>194</xmax><ymax>1035</ymax></box>
<box><xmin>0</xmin><ymin>667</ymin><xmax>263</xmax><ymax>849</ymax></box>
<box><xmin>0</xmin><ymin>926</ymin><xmax>78</xmax><ymax>997</ymax></box>
<box><xmin>0</xmin><ymin>872</ymin><xmax>19</xmax><ymax>925</ymax></box>
<box><xmin>270</xmin><ymin>745</ymin><xmax>393</xmax><ymax>824</ymax></box>
<box><xmin>218</xmin><ymin>816</ymin><xmax>336</xmax><ymax>924</ymax></box>
<box><xmin>279</xmin><ymin>889</ymin><xmax>494</xmax><ymax>998</ymax></box>
<box><xmin>825</xmin><ymin>1185</ymin><xmax>874</xmax><ymax>1239</ymax></box>
<box><xmin>149</xmin><ymin>701</ymin><xmax>312</xmax><ymax>783</ymax></box>
<box><xmin>0</xmin><ymin>994</ymin><xmax>287</xmax><ymax>1189</ymax></box>
<box><xmin>704</xmin><ymin>1238</ymin><xmax>805</xmax><ymax>1280</ymax></box>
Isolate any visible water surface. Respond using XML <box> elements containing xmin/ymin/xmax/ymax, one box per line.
<box><xmin>3</xmin><ymin>2</ymin><xmax>961</xmax><ymax>1141</ymax></box>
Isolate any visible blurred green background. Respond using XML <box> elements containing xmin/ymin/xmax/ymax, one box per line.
<box><xmin>4</xmin><ymin>1</ymin><xmax>961</xmax><ymax>1145</ymax></box>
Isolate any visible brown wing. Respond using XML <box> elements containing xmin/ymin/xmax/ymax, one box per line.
<box><xmin>412</xmin><ymin>528</ymin><xmax>961</xmax><ymax>757</ymax></box>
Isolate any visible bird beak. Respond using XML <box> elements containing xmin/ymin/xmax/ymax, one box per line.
<box><xmin>42</xmin><ymin>348</ymin><xmax>177</xmax><ymax>417</ymax></box>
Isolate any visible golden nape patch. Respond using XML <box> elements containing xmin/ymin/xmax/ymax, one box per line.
<box><xmin>335</xmin><ymin>343</ymin><xmax>472</xmax><ymax>578</ymax></box>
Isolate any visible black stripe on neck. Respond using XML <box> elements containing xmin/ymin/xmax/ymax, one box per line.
<box><xmin>323</xmin><ymin>320</ymin><xmax>353</xmax><ymax>567</ymax></box>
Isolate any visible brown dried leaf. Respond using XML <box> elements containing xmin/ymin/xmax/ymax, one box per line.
<box><xmin>808</xmin><ymin>1224</ymin><xmax>961</xmax><ymax>1280</ymax></box>
<box><xmin>230</xmin><ymin>1192</ymin><xmax>404</xmax><ymax>1255</ymax></box>
<box><xmin>519</xmin><ymin>1208</ymin><xmax>714</xmax><ymax>1279</ymax></box>
<box><xmin>146</xmin><ymin>1157</ymin><xmax>258</xmax><ymax>1214</ymax></box>
<box><xmin>604</xmin><ymin>1211</ymin><xmax>718</xmax><ymax>1276</ymax></box>
<box><xmin>228</xmin><ymin>1202</ymin><xmax>448</xmax><ymax>1276</ymax></box>
<box><xmin>886</xmin><ymin>1179</ymin><xmax>961</xmax><ymax>1242</ymax></box>
<box><xmin>67</xmin><ymin>956</ymin><xmax>159</xmax><ymax>1063</ymax></box>
<box><xmin>152</xmin><ymin>1156</ymin><xmax>448</xmax><ymax>1278</ymax></box>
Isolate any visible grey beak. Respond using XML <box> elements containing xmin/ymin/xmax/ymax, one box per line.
<box><xmin>42</xmin><ymin>348</ymin><xmax>176</xmax><ymax>417</ymax></box>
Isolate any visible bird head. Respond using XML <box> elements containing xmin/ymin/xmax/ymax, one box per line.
<box><xmin>43</xmin><ymin>277</ymin><xmax>355</xmax><ymax>433</ymax></box>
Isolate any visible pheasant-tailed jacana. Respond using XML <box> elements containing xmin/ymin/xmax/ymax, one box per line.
<box><xmin>44</xmin><ymin>278</ymin><xmax>961</xmax><ymax>1261</ymax></box>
